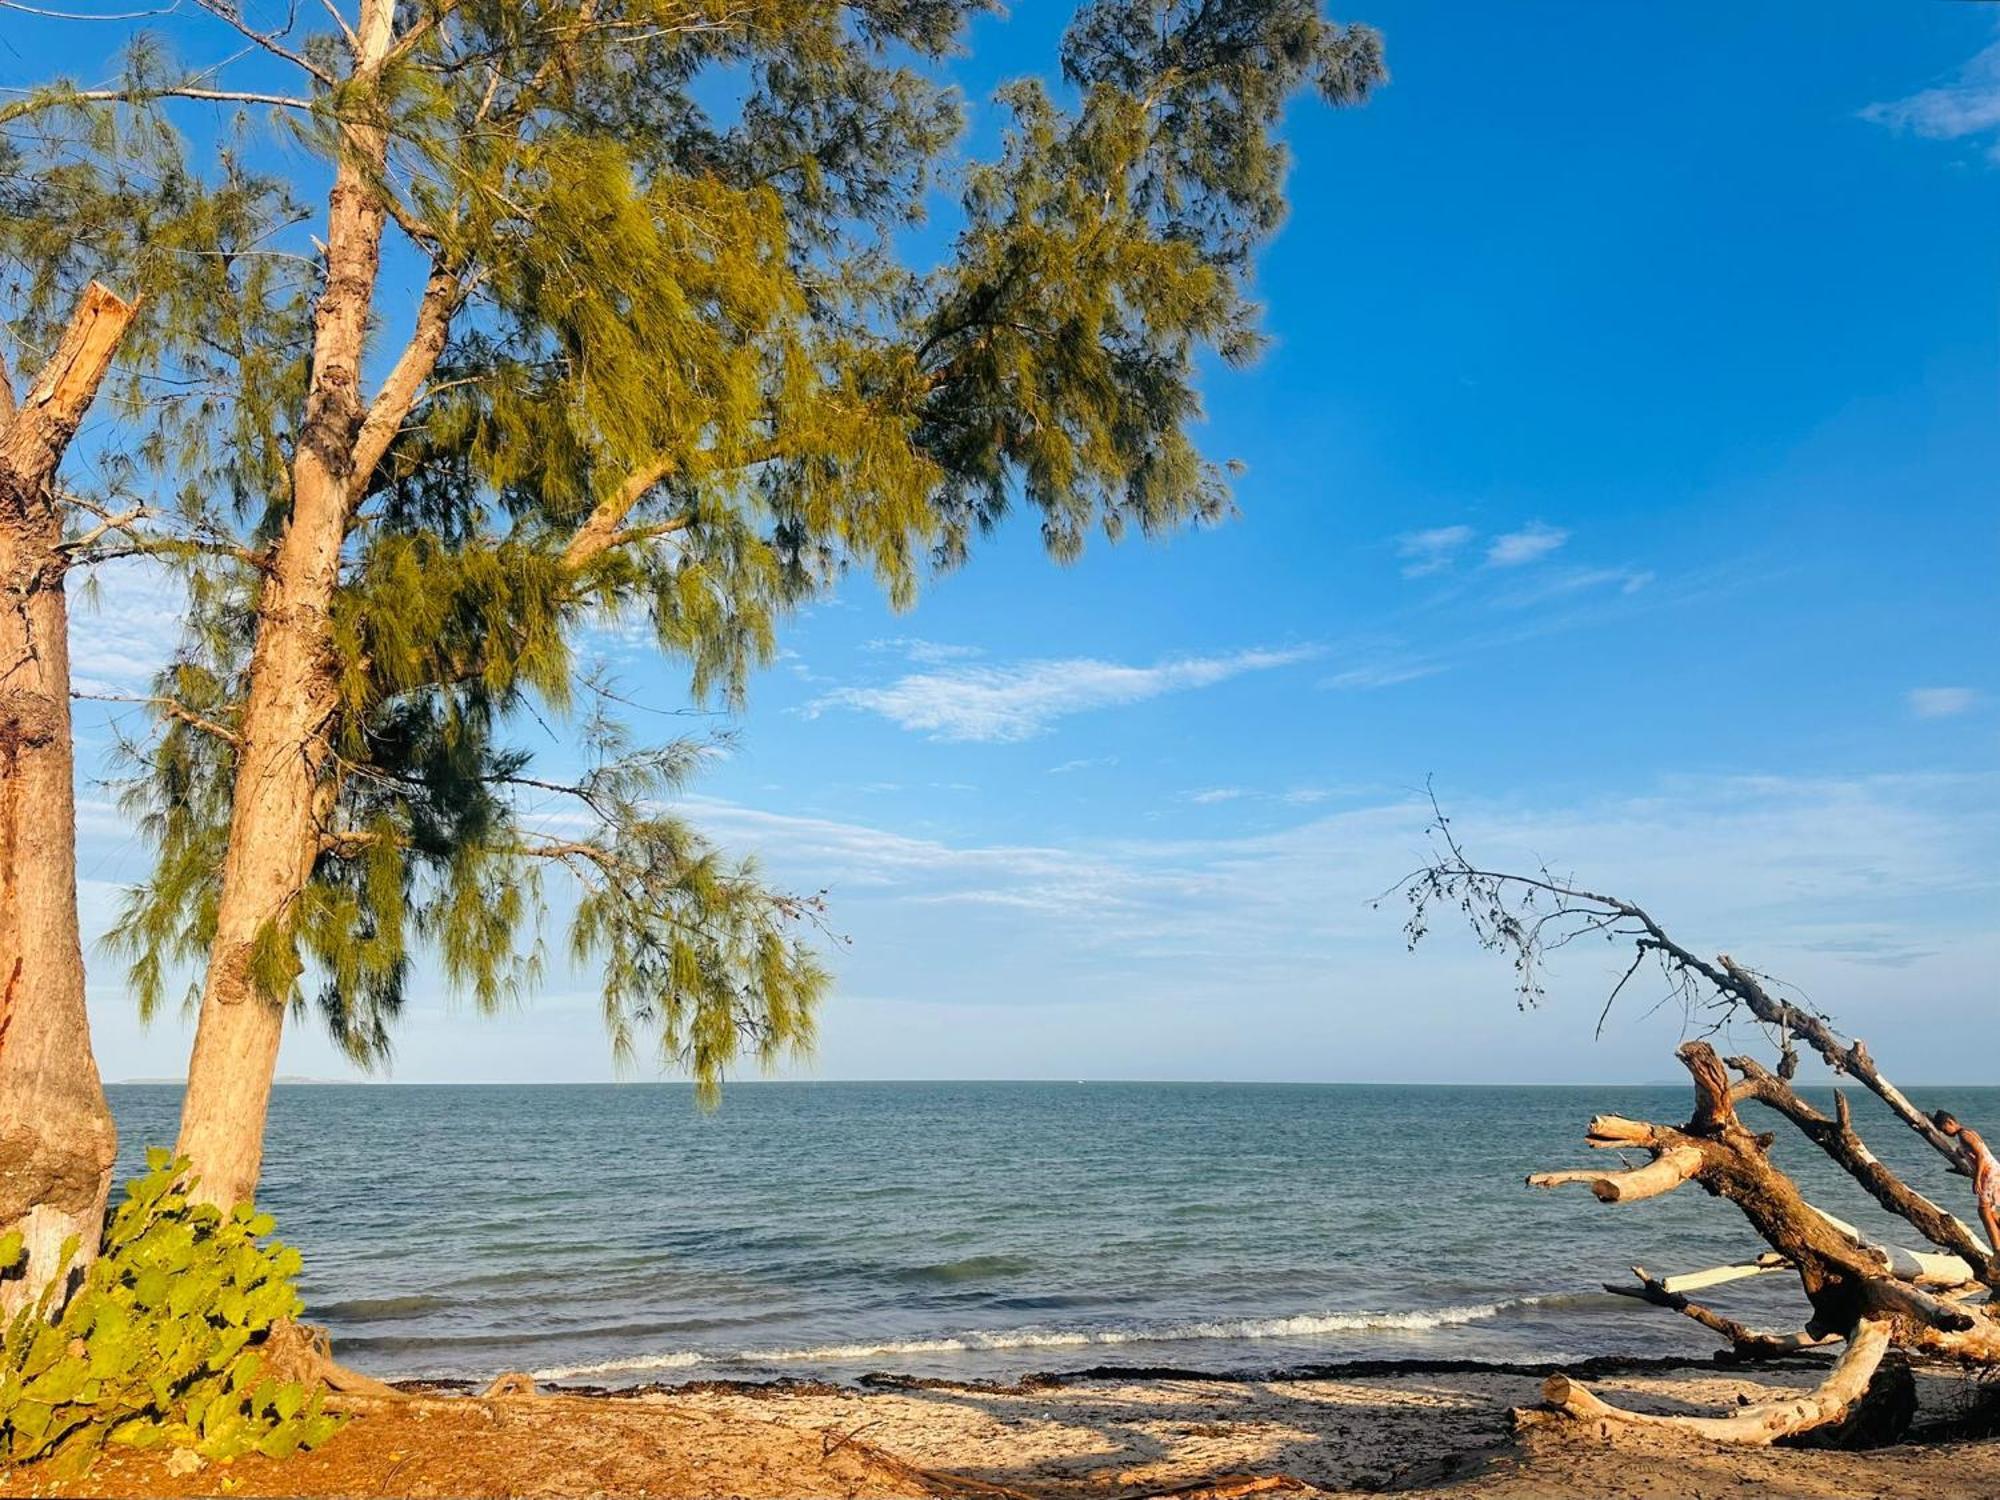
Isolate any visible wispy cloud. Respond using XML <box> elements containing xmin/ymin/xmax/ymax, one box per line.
<box><xmin>1493</xmin><ymin>565</ymin><xmax>1653</xmax><ymax>609</ymax></box>
<box><xmin>812</xmin><ymin>647</ymin><xmax>1319</xmax><ymax>742</ymax></box>
<box><xmin>1185</xmin><ymin>787</ymin><xmax>1248</xmax><ymax>805</ymax></box>
<box><xmin>1485</xmin><ymin>522</ymin><xmax>1569</xmax><ymax>568</ymax></box>
<box><xmin>1049</xmin><ymin>756</ymin><xmax>1118</xmax><ymax>775</ymax></box>
<box><xmin>1909</xmin><ymin>686</ymin><xmax>1978</xmax><ymax>719</ymax></box>
<box><xmin>67</xmin><ymin>558</ymin><xmax>186</xmax><ymax>696</ymax></box>
<box><xmin>1863</xmin><ymin>41</ymin><xmax>2000</xmax><ymax>158</ymax></box>
<box><xmin>1396</xmin><ymin>524</ymin><xmax>1474</xmax><ymax>578</ymax></box>
<box><xmin>1320</xmin><ymin>657</ymin><xmax>1443</xmax><ymax>691</ymax></box>
<box><xmin>672</xmin><ymin>773</ymin><xmax>2000</xmax><ymax>1065</ymax></box>
<box><xmin>868</xmin><ymin>637</ymin><xmax>982</xmax><ymax>665</ymax></box>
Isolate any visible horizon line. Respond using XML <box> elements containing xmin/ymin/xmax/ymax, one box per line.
<box><xmin>107</xmin><ymin>1075</ymin><xmax>2000</xmax><ymax>1090</ymax></box>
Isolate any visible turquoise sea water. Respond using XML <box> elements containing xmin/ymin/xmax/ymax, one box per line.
<box><xmin>104</xmin><ymin>1081</ymin><xmax>2000</xmax><ymax>1387</ymax></box>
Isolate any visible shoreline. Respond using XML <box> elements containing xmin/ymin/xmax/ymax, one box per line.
<box><xmin>435</xmin><ymin>1346</ymin><xmax>1837</xmax><ymax>1401</ymax></box>
<box><xmin>25</xmin><ymin>1350</ymin><xmax>2000</xmax><ymax>1499</ymax></box>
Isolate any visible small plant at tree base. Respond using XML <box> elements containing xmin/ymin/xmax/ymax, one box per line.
<box><xmin>0</xmin><ymin>1151</ymin><xmax>341</xmax><ymax>1473</ymax></box>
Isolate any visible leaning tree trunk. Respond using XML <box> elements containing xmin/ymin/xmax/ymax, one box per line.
<box><xmin>0</xmin><ymin>283</ymin><xmax>137</xmax><ymax>1313</ymax></box>
<box><xmin>175</xmin><ymin>33</ymin><xmax>396</xmax><ymax>1212</ymax></box>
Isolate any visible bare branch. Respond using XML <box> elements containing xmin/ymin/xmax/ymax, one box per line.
<box><xmin>185</xmin><ymin>0</ymin><xmax>333</xmax><ymax>84</ymax></box>
<box><xmin>72</xmin><ymin>690</ymin><xmax>237</xmax><ymax>744</ymax></box>
<box><xmin>1528</xmin><ymin>1147</ymin><xmax>1703</xmax><ymax>1204</ymax></box>
<box><xmin>0</xmin><ymin>85</ymin><xmax>319</xmax><ymax>124</ymax></box>
<box><xmin>1606</xmin><ymin>1266</ymin><xmax>1841</xmax><ymax>1362</ymax></box>
<box><xmin>1390</xmin><ymin>787</ymin><xmax>1975</xmax><ymax>1177</ymax></box>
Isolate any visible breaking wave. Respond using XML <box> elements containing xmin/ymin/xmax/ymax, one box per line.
<box><xmin>530</xmin><ymin>1299</ymin><xmax>1549</xmax><ymax>1382</ymax></box>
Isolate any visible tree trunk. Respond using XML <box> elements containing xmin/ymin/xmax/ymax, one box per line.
<box><xmin>0</xmin><ymin>283</ymin><xmax>136</xmax><ymax>1312</ymax></box>
<box><xmin>175</xmin><ymin>53</ymin><xmax>394</xmax><ymax>1211</ymax></box>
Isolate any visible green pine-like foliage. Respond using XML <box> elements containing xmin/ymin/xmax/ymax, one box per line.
<box><xmin>3</xmin><ymin>0</ymin><xmax>1383</xmax><ymax>1086</ymax></box>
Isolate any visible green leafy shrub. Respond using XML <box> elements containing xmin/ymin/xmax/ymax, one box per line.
<box><xmin>0</xmin><ymin>1151</ymin><xmax>342</xmax><ymax>1472</ymax></box>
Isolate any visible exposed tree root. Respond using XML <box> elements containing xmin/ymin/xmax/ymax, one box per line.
<box><xmin>1523</xmin><ymin>1319</ymin><xmax>1892</xmax><ymax>1444</ymax></box>
<box><xmin>262</xmin><ymin>1319</ymin><xmax>407</xmax><ymax>1398</ymax></box>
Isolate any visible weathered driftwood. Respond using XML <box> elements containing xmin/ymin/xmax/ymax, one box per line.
<box><xmin>1602</xmin><ymin>1265</ymin><xmax>1840</xmax><ymax>1361</ymax></box>
<box><xmin>1519</xmin><ymin>1041</ymin><xmax>2000</xmax><ymax>1444</ymax></box>
<box><xmin>1647</xmin><ymin>1254</ymin><xmax>1788</xmax><ymax>1297</ymax></box>
<box><xmin>1394</xmin><ymin>835</ymin><xmax>2000</xmax><ymax>1444</ymax></box>
<box><xmin>1533</xmin><ymin>1318</ymin><xmax>1892</xmax><ymax>1444</ymax></box>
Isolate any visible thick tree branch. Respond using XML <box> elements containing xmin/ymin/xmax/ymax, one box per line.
<box><xmin>1528</xmin><ymin>1147</ymin><xmax>1703</xmax><ymax>1204</ymax></box>
<box><xmin>1605</xmin><ymin>1266</ymin><xmax>1841</xmax><ymax>1361</ymax></box>
<box><xmin>561</xmin><ymin>459</ymin><xmax>685</xmax><ymax>570</ymax></box>
<box><xmin>352</xmin><ymin>266</ymin><xmax>468</xmax><ymax>483</ymax></box>
<box><xmin>1727</xmin><ymin>1054</ymin><xmax>1996</xmax><ymax>1282</ymax></box>
<box><xmin>1530</xmin><ymin>1318</ymin><xmax>1892</xmax><ymax>1445</ymax></box>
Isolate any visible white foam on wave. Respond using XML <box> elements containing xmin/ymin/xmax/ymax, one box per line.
<box><xmin>530</xmin><ymin>1300</ymin><xmax>1533</xmax><ymax>1382</ymax></box>
<box><xmin>534</xmin><ymin>1349</ymin><xmax>706</xmax><ymax>1379</ymax></box>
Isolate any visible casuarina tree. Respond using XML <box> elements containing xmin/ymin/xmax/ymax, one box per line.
<box><xmin>1</xmin><ymin>124</ymin><xmax>296</xmax><ymax>1303</ymax></box>
<box><xmin>2</xmin><ymin>0</ymin><xmax>1386</xmax><ymax>1216</ymax></box>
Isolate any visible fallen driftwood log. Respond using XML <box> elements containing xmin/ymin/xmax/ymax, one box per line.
<box><xmin>1515</xmin><ymin>1044</ymin><xmax>2000</xmax><ymax>1442</ymax></box>
<box><xmin>1391</xmin><ymin>822</ymin><xmax>2000</xmax><ymax>1446</ymax></box>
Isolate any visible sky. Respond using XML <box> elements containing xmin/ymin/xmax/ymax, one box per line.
<box><xmin>25</xmin><ymin>1</ymin><xmax>1999</xmax><ymax>1086</ymax></box>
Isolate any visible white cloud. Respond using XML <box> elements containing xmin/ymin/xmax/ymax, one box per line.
<box><xmin>1485</xmin><ymin>523</ymin><xmax>1568</xmax><ymax>568</ymax></box>
<box><xmin>1863</xmin><ymin>42</ymin><xmax>2000</xmax><ymax>155</ymax></box>
<box><xmin>1320</xmin><ymin>657</ymin><xmax>1443</xmax><ymax>691</ymax></box>
<box><xmin>1186</xmin><ymin>787</ymin><xmax>1248</xmax><ymax>804</ymax></box>
<box><xmin>82</xmin><ymin>771</ymin><xmax>2000</xmax><ymax>1082</ymax></box>
<box><xmin>1049</xmin><ymin>756</ymin><xmax>1118</xmax><ymax>775</ymax></box>
<box><xmin>1396</xmin><ymin>525</ymin><xmax>1474</xmax><ymax>577</ymax></box>
<box><xmin>66</xmin><ymin>558</ymin><xmax>186</xmax><ymax>695</ymax></box>
<box><xmin>668</xmin><ymin>773</ymin><xmax>2000</xmax><ymax>1079</ymax></box>
<box><xmin>811</xmin><ymin>646</ymin><xmax>1319</xmax><ymax>742</ymax></box>
<box><xmin>1909</xmin><ymin>687</ymin><xmax>1978</xmax><ymax>719</ymax></box>
<box><xmin>1493</xmin><ymin>565</ymin><xmax>1652</xmax><ymax>609</ymax></box>
<box><xmin>868</xmin><ymin>637</ymin><xmax>982</xmax><ymax>665</ymax></box>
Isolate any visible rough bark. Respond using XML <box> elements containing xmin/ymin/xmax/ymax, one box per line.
<box><xmin>1726</xmin><ymin>1054</ymin><xmax>1996</xmax><ymax>1281</ymax></box>
<box><xmin>0</xmin><ymin>282</ymin><xmax>136</xmax><ymax>1312</ymax></box>
<box><xmin>175</xmin><ymin>12</ymin><xmax>403</xmax><ymax>1211</ymax></box>
<box><xmin>1522</xmin><ymin>1041</ymin><xmax>2000</xmax><ymax>1443</ymax></box>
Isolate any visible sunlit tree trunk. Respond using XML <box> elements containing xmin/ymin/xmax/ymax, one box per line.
<box><xmin>175</xmin><ymin>16</ymin><xmax>395</xmax><ymax>1210</ymax></box>
<box><xmin>0</xmin><ymin>283</ymin><xmax>135</xmax><ymax>1311</ymax></box>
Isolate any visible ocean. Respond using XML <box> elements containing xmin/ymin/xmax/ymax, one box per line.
<box><xmin>104</xmin><ymin>1081</ymin><xmax>1997</xmax><ymax>1387</ymax></box>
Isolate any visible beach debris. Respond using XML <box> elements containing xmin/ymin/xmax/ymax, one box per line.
<box><xmin>483</xmin><ymin>1372</ymin><xmax>540</xmax><ymax>1399</ymax></box>
<box><xmin>1516</xmin><ymin>1044</ymin><xmax>1995</xmax><ymax>1443</ymax></box>
<box><xmin>263</xmin><ymin>1319</ymin><xmax>406</xmax><ymax>1399</ymax></box>
<box><xmin>1395</xmin><ymin>815</ymin><xmax>2000</xmax><ymax>1446</ymax></box>
<box><xmin>163</xmin><ymin>1446</ymin><xmax>207</xmax><ymax>1476</ymax></box>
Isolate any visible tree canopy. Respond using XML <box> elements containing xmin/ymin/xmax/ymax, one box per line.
<box><xmin>2</xmin><ymin>0</ymin><xmax>1384</xmax><ymax>1096</ymax></box>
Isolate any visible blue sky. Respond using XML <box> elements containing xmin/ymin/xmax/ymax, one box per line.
<box><xmin>35</xmin><ymin>1</ymin><xmax>1999</xmax><ymax>1084</ymax></box>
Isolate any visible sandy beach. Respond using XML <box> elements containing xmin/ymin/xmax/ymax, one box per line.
<box><xmin>12</xmin><ymin>1355</ymin><xmax>2000</xmax><ymax>1498</ymax></box>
